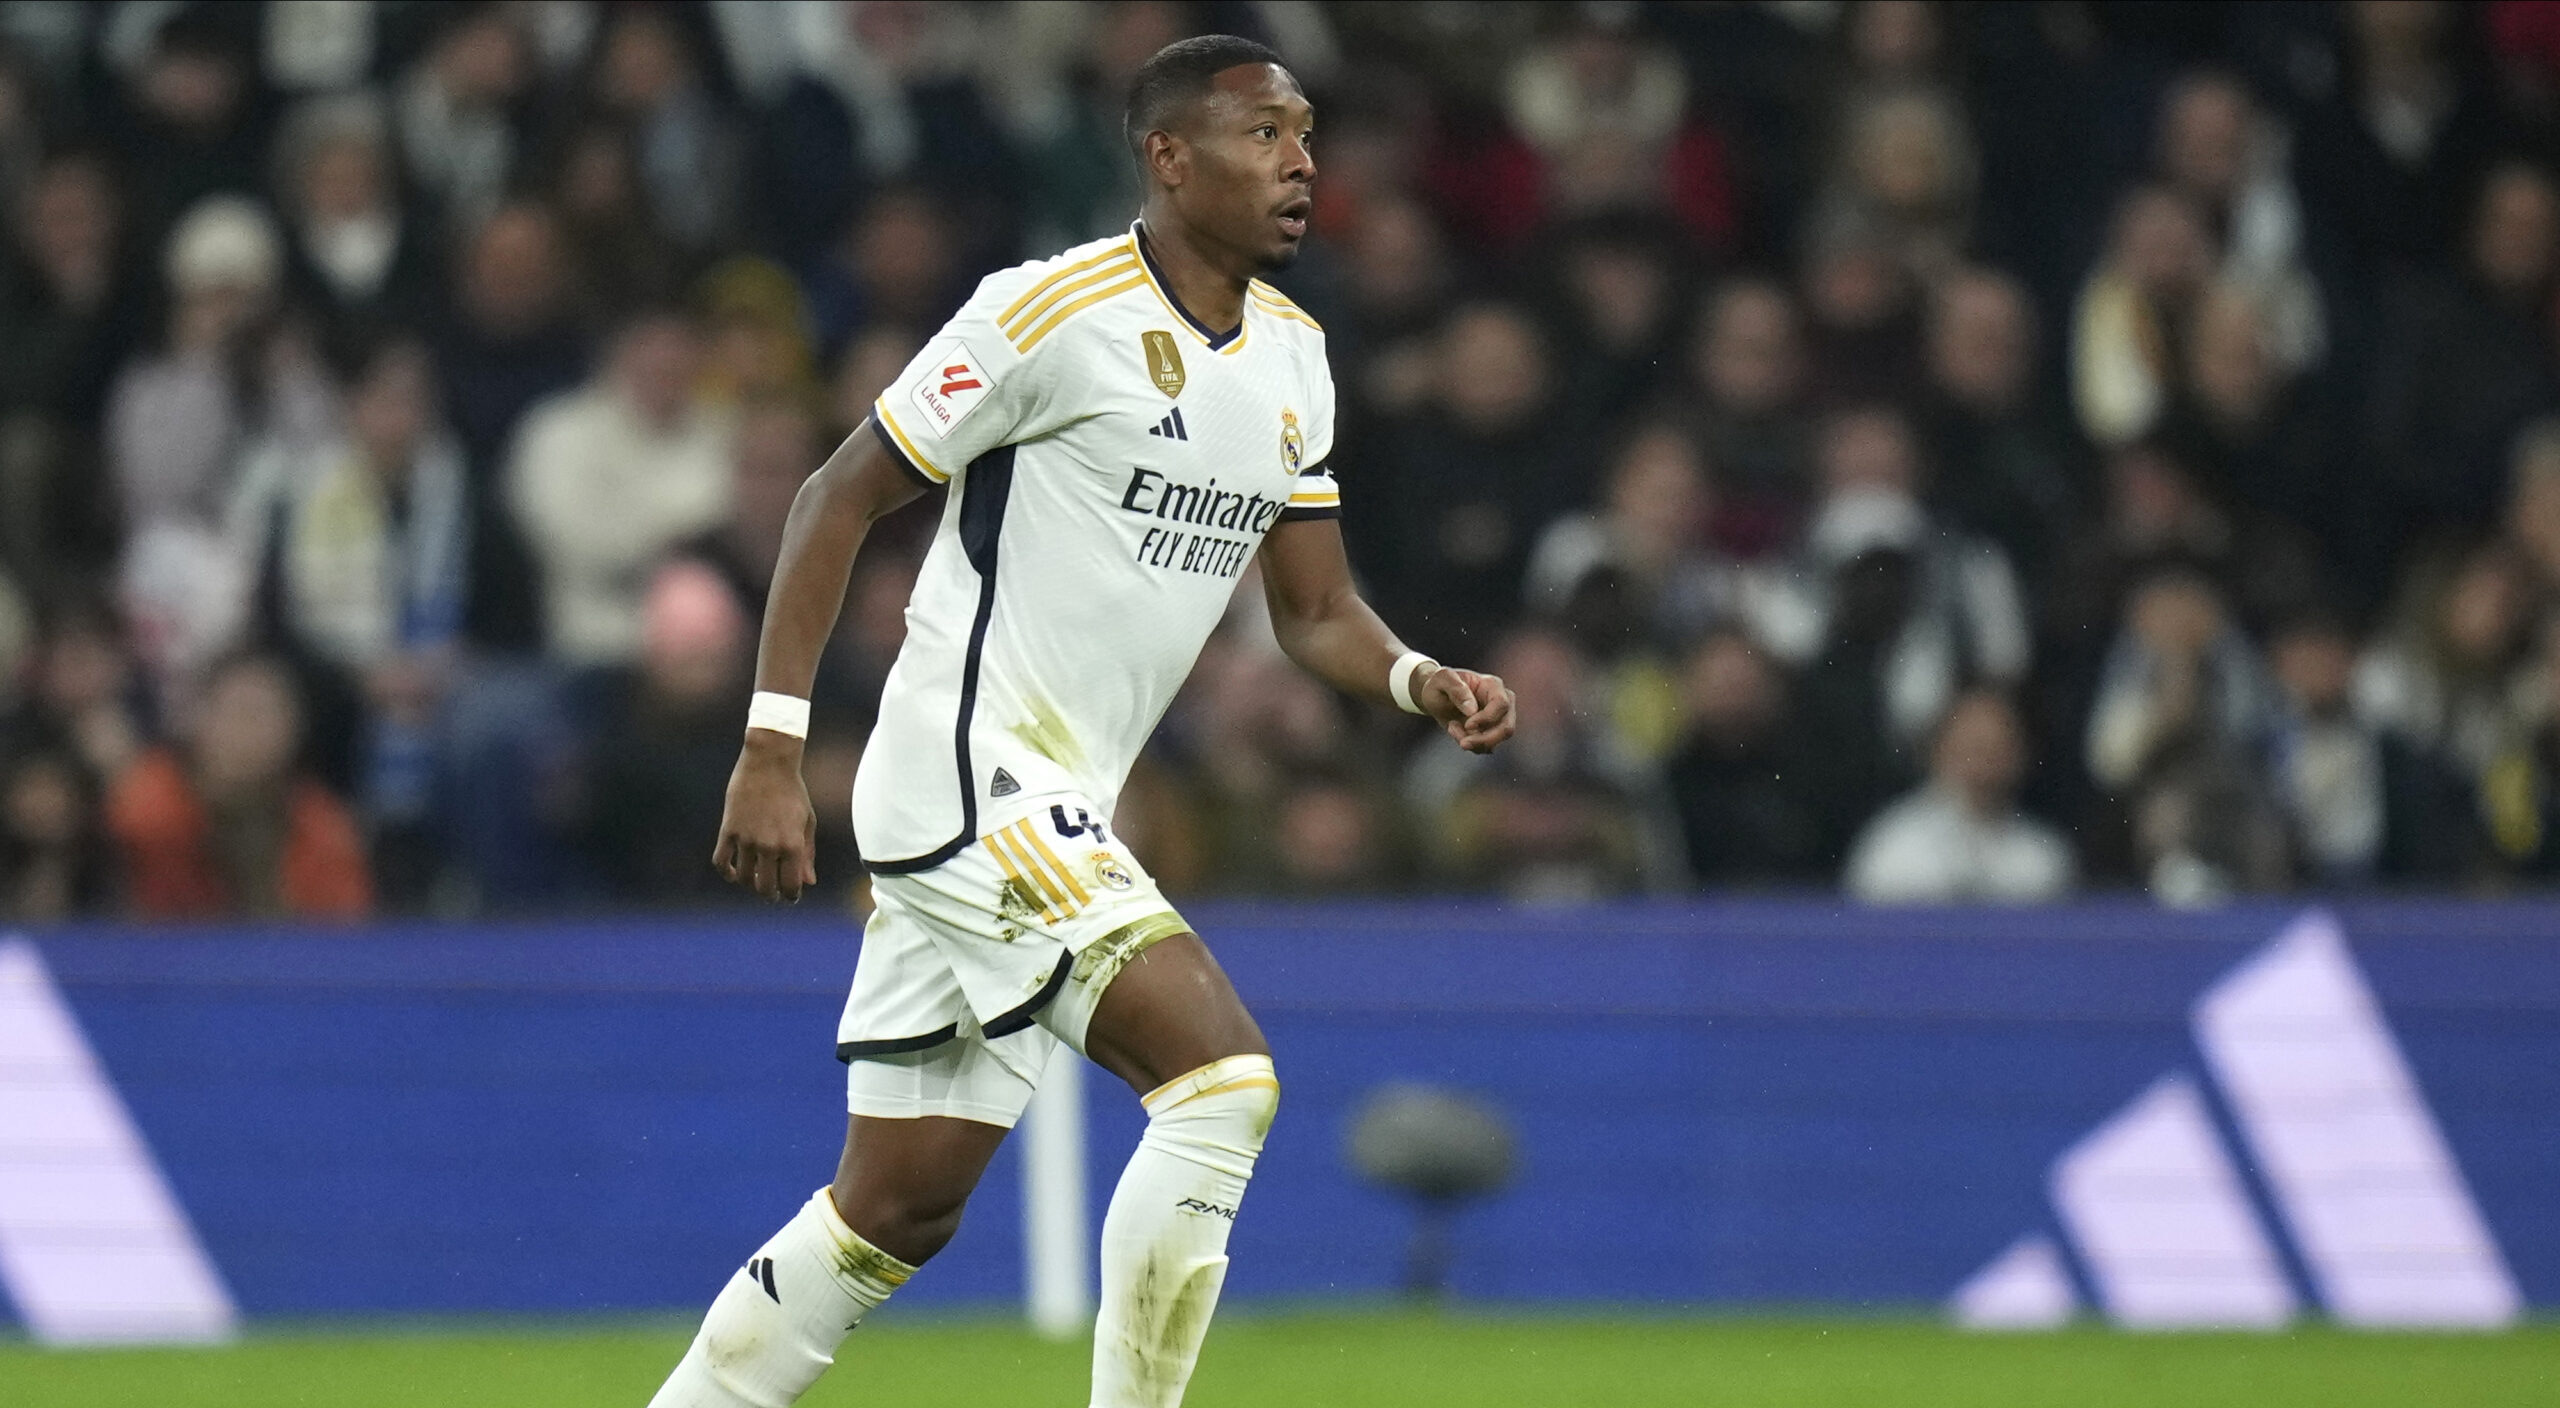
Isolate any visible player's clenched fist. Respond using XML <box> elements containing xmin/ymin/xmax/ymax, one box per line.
<box><xmin>713</xmin><ymin>732</ymin><xmax>819</xmax><ymax>901</ymax></box>
<box><xmin>1419</xmin><ymin>667</ymin><xmax>1516</xmax><ymax>753</ymax></box>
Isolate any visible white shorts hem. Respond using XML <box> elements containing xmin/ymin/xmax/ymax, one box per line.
<box><xmin>845</xmin><ymin>1090</ymin><xmax>1029</xmax><ymax>1129</ymax></box>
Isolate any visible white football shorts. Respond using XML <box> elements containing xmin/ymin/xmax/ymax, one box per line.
<box><xmin>838</xmin><ymin>798</ymin><xmax>1190</xmax><ymax>1127</ymax></box>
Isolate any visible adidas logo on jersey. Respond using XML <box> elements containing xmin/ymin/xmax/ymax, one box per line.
<box><xmin>989</xmin><ymin>768</ymin><xmax>1021</xmax><ymax>797</ymax></box>
<box><xmin>1146</xmin><ymin>407</ymin><xmax>1190</xmax><ymax>441</ymax></box>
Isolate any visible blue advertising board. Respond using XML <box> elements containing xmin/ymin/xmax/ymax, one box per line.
<box><xmin>1</xmin><ymin>900</ymin><xmax>2552</xmax><ymax>1336</ymax></box>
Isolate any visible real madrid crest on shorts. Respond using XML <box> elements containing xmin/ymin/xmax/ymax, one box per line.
<box><xmin>1090</xmin><ymin>852</ymin><xmax>1137</xmax><ymax>891</ymax></box>
<box><xmin>1280</xmin><ymin>408</ymin><xmax>1304</xmax><ymax>476</ymax></box>
<box><xmin>1142</xmin><ymin>330</ymin><xmax>1186</xmax><ymax>398</ymax></box>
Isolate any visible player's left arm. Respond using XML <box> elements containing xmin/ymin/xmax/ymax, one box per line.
<box><xmin>1258</xmin><ymin>516</ymin><xmax>1515</xmax><ymax>753</ymax></box>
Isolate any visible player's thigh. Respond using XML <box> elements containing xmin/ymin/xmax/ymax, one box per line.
<box><xmin>1080</xmin><ymin>931</ymin><xmax>1270</xmax><ymax>1096</ymax></box>
<box><xmin>831</xmin><ymin>1027</ymin><xmax>1049</xmax><ymax>1241</ymax></box>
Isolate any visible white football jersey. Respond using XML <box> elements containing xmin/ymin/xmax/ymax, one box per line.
<box><xmin>856</xmin><ymin>223</ymin><xmax>1340</xmax><ymax>872</ymax></box>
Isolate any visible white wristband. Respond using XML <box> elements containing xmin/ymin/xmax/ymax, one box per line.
<box><xmin>745</xmin><ymin>691</ymin><xmax>812</xmax><ymax>739</ymax></box>
<box><xmin>1389</xmin><ymin>651</ymin><xmax>1439</xmax><ymax>715</ymax></box>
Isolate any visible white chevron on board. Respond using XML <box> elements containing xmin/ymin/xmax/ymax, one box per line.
<box><xmin>1952</xmin><ymin>908</ymin><xmax>2522</xmax><ymax>1331</ymax></box>
<box><xmin>0</xmin><ymin>938</ymin><xmax>237</xmax><ymax>1344</ymax></box>
<box><xmin>1950</xmin><ymin>1233</ymin><xmax>2078</xmax><ymax>1329</ymax></box>
<box><xmin>2048</xmin><ymin>1073</ymin><xmax>2297</xmax><ymax>1328</ymax></box>
<box><xmin>2195</xmin><ymin>911</ymin><xmax>2521</xmax><ymax>1327</ymax></box>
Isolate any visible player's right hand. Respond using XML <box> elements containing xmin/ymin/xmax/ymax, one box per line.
<box><xmin>713</xmin><ymin>732</ymin><xmax>819</xmax><ymax>902</ymax></box>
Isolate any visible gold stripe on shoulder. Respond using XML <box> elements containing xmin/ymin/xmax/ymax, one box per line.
<box><xmin>1249</xmin><ymin>284</ymin><xmax>1322</xmax><ymax>331</ymax></box>
<box><xmin>1015</xmin><ymin>272</ymin><xmax>1150</xmax><ymax>351</ymax></box>
<box><xmin>1002</xmin><ymin>254</ymin><xmax>1140</xmax><ymax>342</ymax></box>
<box><xmin>1248</xmin><ymin>281</ymin><xmax>1310</xmax><ymax>311</ymax></box>
<box><xmin>999</xmin><ymin>240</ymin><xmax>1138</xmax><ymax>326</ymax></box>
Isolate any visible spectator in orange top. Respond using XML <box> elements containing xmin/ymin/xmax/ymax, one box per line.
<box><xmin>106</xmin><ymin>652</ymin><xmax>372</xmax><ymax>920</ymax></box>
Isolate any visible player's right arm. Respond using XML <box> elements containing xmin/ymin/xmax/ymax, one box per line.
<box><xmin>713</xmin><ymin>422</ymin><xmax>924</xmax><ymax>901</ymax></box>
<box><xmin>716</xmin><ymin>256</ymin><xmax>1072</xmax><ymax>899</ymax></box>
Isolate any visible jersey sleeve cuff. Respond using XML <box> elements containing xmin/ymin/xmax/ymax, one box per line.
<box><xmin>1276</xmin><ymin>504</ymin><xmax>1342</xmax><ymax>522</ymax></box>
<box><xmin>869</xmin><ymin>406</ymin><xmax>948</xmax><ymax>486</ymax></box>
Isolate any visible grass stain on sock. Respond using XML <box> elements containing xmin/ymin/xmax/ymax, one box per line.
<box><xmin>1113</xmin><ymin>1251</ymin><xmax>1230</xmax><ymax>1407</ymax></box>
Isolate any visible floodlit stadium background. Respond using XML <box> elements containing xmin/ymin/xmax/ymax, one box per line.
<box><xmin>0</xmin><ymin>3</ymin><xmax>2556</xmax><ymax>1405</ymax></box>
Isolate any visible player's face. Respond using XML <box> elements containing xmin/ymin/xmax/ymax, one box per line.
<box><xmin>1179</xmin><ymin>64</ymin><xmax>1316</xmax><ymax>272</ymax></box>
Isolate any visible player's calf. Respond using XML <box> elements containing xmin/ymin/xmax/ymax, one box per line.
<box><xmin>650</xmin><ymin>1111</ymin><xmax>1010</xmax><ymax>1408</ymax></box>
<box><xmin>648</xmin><ymin>1187</ymin><xmax>915</xmax><ymax>1408</ymax></box>
<box><xmin>1093</xmin><ymin>1053</ymin><xmax>1280</xmax><ymax>1408</ymax></box>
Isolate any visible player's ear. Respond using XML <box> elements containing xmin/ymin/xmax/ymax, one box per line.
<box><xmin>1144</xmin><ymin>129</ymin><xmax>1187</xmax><ymax>189</ymax></box>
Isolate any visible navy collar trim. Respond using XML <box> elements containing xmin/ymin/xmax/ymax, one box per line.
<box><xmin>1133</xmin><ymin>222</ymin><xmax>1242</xmax><ymax>350</ymax></box>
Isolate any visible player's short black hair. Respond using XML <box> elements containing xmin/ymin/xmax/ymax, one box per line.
<box><xmin>1123</xmin><ymin>34</ymin><xmax>1288</xmax><ymax>169</ymax></box>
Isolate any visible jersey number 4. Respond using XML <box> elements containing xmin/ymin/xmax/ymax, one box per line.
<box><xmin>1051</xmin><ymin>805</ymin><xmax>1108</xmax><ymax>842</ymax></box>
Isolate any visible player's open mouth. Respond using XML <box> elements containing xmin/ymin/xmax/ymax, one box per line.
<box><xmin>1276</xmin><ymin>199</ymin><xmax>1311</xmax><ymax>239</ymax></box>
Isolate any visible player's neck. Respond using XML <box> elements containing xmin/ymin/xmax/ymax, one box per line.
<box><xmin>1134</xmin><ymin>215</ymin><xmax>1246</xmax><ymax>338</ymax></box>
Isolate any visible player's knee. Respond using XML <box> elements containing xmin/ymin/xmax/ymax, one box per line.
<box><xmin>832</xmin><ymin>1181</ymin><xmax>969</xmax><ymax>1267</ymax></box>
<box><xmin>1223</xmin><ymin>1059</ymin><xmax>1280</xmax><ymax>1139</ymax></box>
<box><xmin>1140</xmin><ymin>1054</ymin><xmax>1279</xmax><ymax>1173</ymax></box>
<box><xmin>889</xmin><ymin>1197</ymin><xmax>968</xmax><ymax>1264</ymax></box>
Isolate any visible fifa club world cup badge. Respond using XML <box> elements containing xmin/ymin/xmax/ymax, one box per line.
<box><xmin>1280</xmin><ymin>408</ymin><xmax>1304</xmax><ymax>476</ymax></box>
<box><xmin>1143</xmin><ymin>330</ymin><xmax>1186</xmax><ymax>398</ymax></box>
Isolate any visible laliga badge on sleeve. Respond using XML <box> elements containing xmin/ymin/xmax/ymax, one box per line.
<box><xmin>908</xmin><ymin>338</ymin><xmax>992</xmax><ymax>438</ymax></box>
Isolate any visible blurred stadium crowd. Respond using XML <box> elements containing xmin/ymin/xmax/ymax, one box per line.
<box><xmin>10</xmin><ymin>1</ymin><xmax>2560</xmax><ymax>919</ymax></box>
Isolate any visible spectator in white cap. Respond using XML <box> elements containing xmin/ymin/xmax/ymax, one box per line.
<box><xmin>165</xmin><ymin>193</ymin><xmax>283</xmax><ymax>297</ymax></box>
<box><xmin>104</xmin><ymin>195</ymin><xmax>336</xmax><ymax>699</ymax></box>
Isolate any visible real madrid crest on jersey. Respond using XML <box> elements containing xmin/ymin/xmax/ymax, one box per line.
<box><xmin>1142</xmin><ymin>330</ymin><xmax>1186</xmax><ymax>398</ymax></box>
<box><xmin>1280</xmin><ymin>408</ymin><xmax>1305</xmax><ymax>475</ymax></box>
<box><xmin>1090</xmin><ymin>852</ymin><xmax>1136</xmax><ymax>891</ymax></box>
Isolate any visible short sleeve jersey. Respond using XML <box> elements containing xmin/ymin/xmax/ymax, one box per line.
<box><xmin>857</xmin><ymin>223</ymin><xmax>1339</xmax><ymax>871</ymax></box>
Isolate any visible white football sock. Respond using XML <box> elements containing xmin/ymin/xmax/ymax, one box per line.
<box><xmin>649</xmin><ymin>1187</ymin><xmax>915</xmax><ymax>1408</ymax></box>
<box><xmin>1091</xmin><ymin>1055</ymin><xmax>1279</xmax><ymax>1408</ymax></box>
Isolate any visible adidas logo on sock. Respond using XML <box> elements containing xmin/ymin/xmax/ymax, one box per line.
<box><xmin>990</xmin><ymin>768</ymin><xmax>1021</xmax><ymax>797</ymax></box>
<box><xmin>745</xmin><ymin>1257</ymin><xmax>780</xmax><ymax>1303</ymax></box>
<box><xmin>1146</xmin><ymin>407</ymin><xmax>1190</xmax><ymax>441</ymax></box>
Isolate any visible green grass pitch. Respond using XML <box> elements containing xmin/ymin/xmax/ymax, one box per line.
<box><xmin>5</xmin><ymin>1310</ymin><xmax>2555</xmax><ymax>1407</ymax></box>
